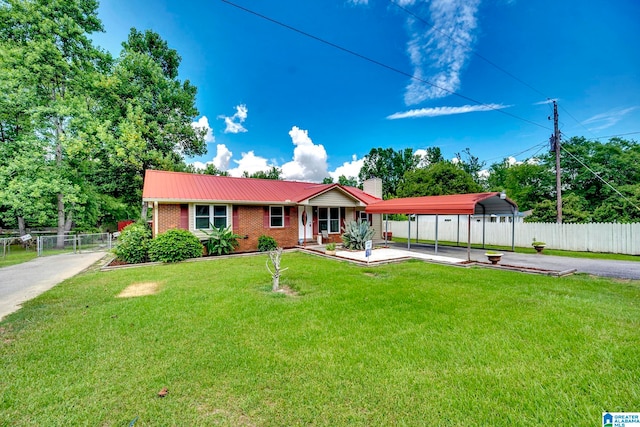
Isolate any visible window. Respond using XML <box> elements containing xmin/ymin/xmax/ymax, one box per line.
<box><xmin>270</xmin><ymin>206</ymin><xmax>284</xmax><ymax>228</ymax></box>
<box><xmin>358</xmin><ymin>211</ymin><xmax>371</xmax><ymax>225</ymax></box>
<box><xmin>195</xmin><ymin>205</ymin><xmax>228</xmax><ymax>229</ymax></box>
<box><xmin>318</xmin><ymin>207</ymin><xmax>340</xmax><ymax>233</ymax></box>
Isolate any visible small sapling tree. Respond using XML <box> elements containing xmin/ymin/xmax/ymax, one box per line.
<box><xmin>266</xmin><ymin>247</ymin><xmax>288</xmax><ymax>292</ymax></box>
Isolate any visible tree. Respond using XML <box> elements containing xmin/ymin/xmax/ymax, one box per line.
<box><xmin>338</xmin><ymin>175</ymin><xmax>360</xmax><ymax>188</ymax></box>
<box><xmin>95</xmin><ymin>28</ymin><xmax>206</xmax><ymax>220</ymax></box>
<box><xmin>418</xmin><ymin>147</ymin><xmax>444</xmax><ymax>166</ymax></box>
<box><xmin>397</xmin><ymin>162</ymin><xmax>482</xmax><ymax>197</ymax></box>
<box><xmin>0</xmin><ymin>0</ymin><xmax>109</xmax><ymax>246</ymax></box>
<box><xmin>242</xmin><ymin>166</ymin><xmax>282</xmax><ymax>180</ymax></box>
<box><xmin>455</xmin><ymin>148</ymin><xmax>486</xmax><ymax>187</ymax></box>
<box><xmin>486</xmin><ymin>158</ymin><xmax>554</xmax><ymax>212</ymax></box>
<box><xmin>358</xmin><ymin>147</ymin><xmax>419</xmax><ymax>198</ymax></box>
<box><xmin>526</xmin><ymin>194</ymin><xmax>590</xmax><ymax>223</ymax></box>
<box><xmin>321</xmin><ymin>177</ymin><xmax>334</xmax><ymax>184</ymax></box>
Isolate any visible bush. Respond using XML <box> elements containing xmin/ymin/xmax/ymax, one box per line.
<box><xmin>258</xmin><ymin>235</ymin><xmax>277</xmax><ymax>252</ymax></box>
<box><xmin>148</xmin><ymin>229</ymin><xmax>203</xmax><ymax>263</ymax></box>
<box><xmin>202</xmin><ymin>225</ymin><xmax>241</xmax><ymax>256</ymax></box>
<box><xmin>341</xmin><ymin>220</ymin><xmax>375</xmax><ymax>250</ymax></box>
<box><xmin>114</xmin><ymin>222</ymin><xmax>151</xmax><ymax>264</ymax></box>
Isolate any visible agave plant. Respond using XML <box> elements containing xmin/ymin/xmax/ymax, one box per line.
<box><xmin>202</xmin><ymin>224</ymin><xmax>241</xmax><ymax>256</ymax></box>
<box><xmin>341</xmin><ymin>220</ymin><xmax>375</xmax><ymax>250</ymax></box>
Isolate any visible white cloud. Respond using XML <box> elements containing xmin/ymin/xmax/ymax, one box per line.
<box><xmin>213</xmin><ymin>144</ymin><xmax>233</xmax><ymax>170</ymax></box>
<box><xmin>219</xmin><ymin>104</ymin><xmax>248</xmax><ymax>134</ymax></box>
<box><xmin>281</xmin><ymin>126</ymin><xmax>329</xmax><ymax>182</ymax></box>
<box><xmin>226</xmin><ymin>151</ymin><xmax>272</xmax><ymax>177</ymax></box>
<box><xmin>533</xmin><ymin>98</ymin><xmax>558</xmax><ymax>106</ymax></box>
<box><xmin>387</xmin><ymin>103</ymin><xmax>509</xmax><ymax>119</ymax></box>
<box><xmin>582</xmin><ymin>107</ymin><xmax>637</xmax><ymax>132</ymax></box>
<box><xmin>191</xmin><ymin>161</ymin><xmax>207</xmax><ymax>170</ymax></box>
<box><xmin>329</xmin><ymin>154</ymin><xmax>364</xmax><ymax>181</ymax></box>
<box><xmin>402</xmin><ymin>0</ymin><xmax>481</xmax><ymax>105</ymax></box>
<box><xmin>191</xmin><ymin>116</ymin><xmax>215</xmax><ymax>143</ymax></box>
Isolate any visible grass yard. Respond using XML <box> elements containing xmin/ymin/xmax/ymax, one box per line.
<box><xmin>1</xmin><ymin>252</ymin><xmax>639</xmax><ymax>425</ymax></box>
<box><xmin>0</xmin><ymin>245</ymin><xmax>38</xmax><ymax>268</ymax></box>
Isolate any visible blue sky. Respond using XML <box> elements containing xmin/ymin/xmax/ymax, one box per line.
<box><xmin>92</xmin><ymin>0</ymin><xmax>640</xmax><ymax>182</ymax></box>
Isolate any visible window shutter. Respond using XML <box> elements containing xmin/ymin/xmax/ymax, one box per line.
<box><xmin>263</xmin><ymin>207</ymin><xmax>270</xmax><ymax>228</ymax></box>
<box><xmin>312</xmin><ymin>207</ymin><xmax>318</xmax><ymax>235</ymax></box>
<box><xmin>232</xmin><ymin>206</ymin><xmax>239</xmax><ymax>233</ymax></box>
<box><xmin>284</xmin><ymin>207</ymin><xmax>291</xmax><ymax>227</ymax></box>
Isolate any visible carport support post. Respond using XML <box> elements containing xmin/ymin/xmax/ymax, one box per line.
<box><xmin>511</xmin><ymin>211</ymin><xmax>516</xmax><ymax>251</ymax></box>
<box><xmin>435</xmin><ymin>214</ymin><xmax>438</xmax><ymax>254</ymax></box>
<box><xmin>481</xmin><ymin>203</ymin><xmax>486</xmax><ymax>249</ymax></box>
<box><xmin>467</xmin><ymin>215</ymin><xmax>471</xmax><ymax>261</ymax></box>
<box><xmin>457</xmin><ymin>215</ymin><xmax>460</xmax><ymax>246</ymax></box>
<box><xmin>384</xmin><ymin>214</ymin><xmax>388</xmax><ymax>245</ymax></box>
<box><xmin>407</xmin><ymin>217</ymin><xmax>411</xmax><ymax>249</ymax></box>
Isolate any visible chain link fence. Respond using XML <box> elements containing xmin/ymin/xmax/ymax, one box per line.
<box><xmin>36</xmin><ymin>233</ymin><xmax>115</xmax><ymax>256</ymax></box>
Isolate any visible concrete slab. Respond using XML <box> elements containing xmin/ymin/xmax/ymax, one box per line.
<box><xmin>0</xmin><ymin>251</ymin><xmax>106</xmax><ymax>321</ymax></box>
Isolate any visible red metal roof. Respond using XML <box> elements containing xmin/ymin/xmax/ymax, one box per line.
<box><xmin>365</xmin><ymin>192</ymin><xmax>518</xmax><ymax>215</ymax></box>
<box><xmin>142</xmin><ymin>170</ymin><xmax>381</xmax><ymax>205</ymax></box>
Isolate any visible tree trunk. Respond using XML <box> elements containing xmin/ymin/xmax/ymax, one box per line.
<box><xmin>56</xmin><ymin>193</ymin><xmax>65</xmax><ymax>249</ymax></box>
<box><xmin>17</xmin><ymin>216</ymin><xmax>26</xmax><ymax>236</ymax></box>
<box><xmin>272</xmin><ymin>274</ymin><xmax>280</xmax><ymax>292</ymax></box>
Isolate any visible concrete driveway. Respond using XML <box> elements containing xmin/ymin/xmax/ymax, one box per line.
<box><xmin>0</xmin><ymin>251</ymin><xmax>106</xmax><ymax>321</ymax></box>
<box><xmin>389</xmin><ymin>242</ymin><xmax>640</xmax><ymax>280</ymax></box>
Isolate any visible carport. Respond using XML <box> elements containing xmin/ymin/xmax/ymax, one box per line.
<box><xmin>365</xmin><ymin>192</ymin><xmax>519</xmax><ymax>261</ymax></box>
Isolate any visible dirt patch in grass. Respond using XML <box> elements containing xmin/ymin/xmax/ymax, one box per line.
<box><xmin>274</xmin><ymin>285</ymin><xmax>298</xmax><ymax>297</ymax></box>
<box><xmin>117</xmin><ymin>282</ymin><xmax>160</xmax><ymax>298</ymax></box>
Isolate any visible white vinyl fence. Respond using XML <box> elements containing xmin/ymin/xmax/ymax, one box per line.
<box><xmin>387</xmin><ymin>218</ymin><xmax>640</xmax><ymax>255</ymax></box>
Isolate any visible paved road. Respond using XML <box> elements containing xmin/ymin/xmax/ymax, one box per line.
<box><xmin>390</xmin><ymin>242</ymin><xmax>640</xmax><ymax>280</ymax></box>
<box><xmin>0</xmin><ymin>251</ymin><xmax>106</xmax><ymax>321</ymax></box>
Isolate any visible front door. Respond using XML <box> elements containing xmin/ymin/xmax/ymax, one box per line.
<box><xmin>298</xmin><ymin>206</ymin><xmax>313</xmax><ymax>242</ymax></box>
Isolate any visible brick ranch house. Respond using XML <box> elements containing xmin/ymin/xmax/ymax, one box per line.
<box><xmin>142</xmin><ymin>170</ymin><xmax>384</xmax><ymax>252</ymax></box>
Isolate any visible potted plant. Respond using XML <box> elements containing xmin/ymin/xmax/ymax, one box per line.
<box><xmin>325</xmin><ymin>242</ymin><xmax>336</xmax><ymax>256</ymax></box>
<box><xmin>485</xmin><ymin>250</ymin><xmax>504</xmax><ymax>265</ymax></box>
<box><xmin>532</xmin><ymin>238</ymin><xmax>546</xmax><ymax>253</ymax></box>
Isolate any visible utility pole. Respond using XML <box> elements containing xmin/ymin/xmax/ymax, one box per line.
<box><xmin>552</xmin><ymin>100</ymin><xmax>562</xmax><ymax>223</ymax></box>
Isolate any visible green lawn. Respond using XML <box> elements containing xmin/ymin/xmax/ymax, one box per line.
<box><xmin>0</xmin><ymin>245</ymin><xmax>38</xmax><ymax>268</ymax></box>
<box><xmin>1</xmin><ymin>252</ymin><xmax>639</xmax><ymax>425</ymax></box>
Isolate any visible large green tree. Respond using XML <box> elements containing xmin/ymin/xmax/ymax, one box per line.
<box><xmin>94</xmin><ymin>28</ymin><xmax>207</xmax><ymax>220</ymax></box>
<box><xmin>0</xmin><ymin>0</ymin><xmax>108</xmax><ymax>245</ymax></box>
<box><xmin>397</xmin><ymin>162</ymin><xmax>482</xmax><ymax>197</ymax></box>
<box><xmin>358</xmin><ymin>147</ymin><xmax>419</xmax><ymax>199</ymax></box>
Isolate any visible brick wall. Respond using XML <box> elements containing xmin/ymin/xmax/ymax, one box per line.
<box><xmin>235</xmin><ymin>205</ymin><xmax>299</xmax><ymax>252</ymax></box>
<box><xmin>157</xmin><ymin>204</ymin><xmax>181</xmax><ymax>236</ymax></box>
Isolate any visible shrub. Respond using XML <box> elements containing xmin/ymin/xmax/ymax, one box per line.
<box><xmin>148</xmin><ymin>229</ymin><xmax>203</xmax><ymax>263</ymax></box>
<box><xmin>202</xmin><ymin>225</ymin><xmax>241</xmax><ymax>256</ymax></box>
<box><xmin>114</xmin><ymin>222</ymin><xmax>151</xmax><ymax>264</ymax></box>
<box><xmin>341</xmin><ymin>220</ymin><xmax>375</xmax><ymax>250</ymax></box>
<box><xmin>258</xmin><ymin>235</ymin><xmax>278</xmax><ymax>252</ymax></box>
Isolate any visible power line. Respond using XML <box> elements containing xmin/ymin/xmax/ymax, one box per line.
<box><xmin>483</xmin><ymin>140</ymin><xmax>548</xmax><ymax>163</ymax></box>
<box><xmin>220</xmin><ymin>0</ymin><xmax>551</xmax><ymax>131</ymax></box>
<box><xmin>561</xmin><ymin>145</ymin><xmax>640</xmax><ymax>213</ymax></box>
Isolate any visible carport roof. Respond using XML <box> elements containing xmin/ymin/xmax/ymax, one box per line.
<box><xmin>365</xmin><ymin>192</ymin><xmax>518</xmax><ymax>215</ymax></box>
